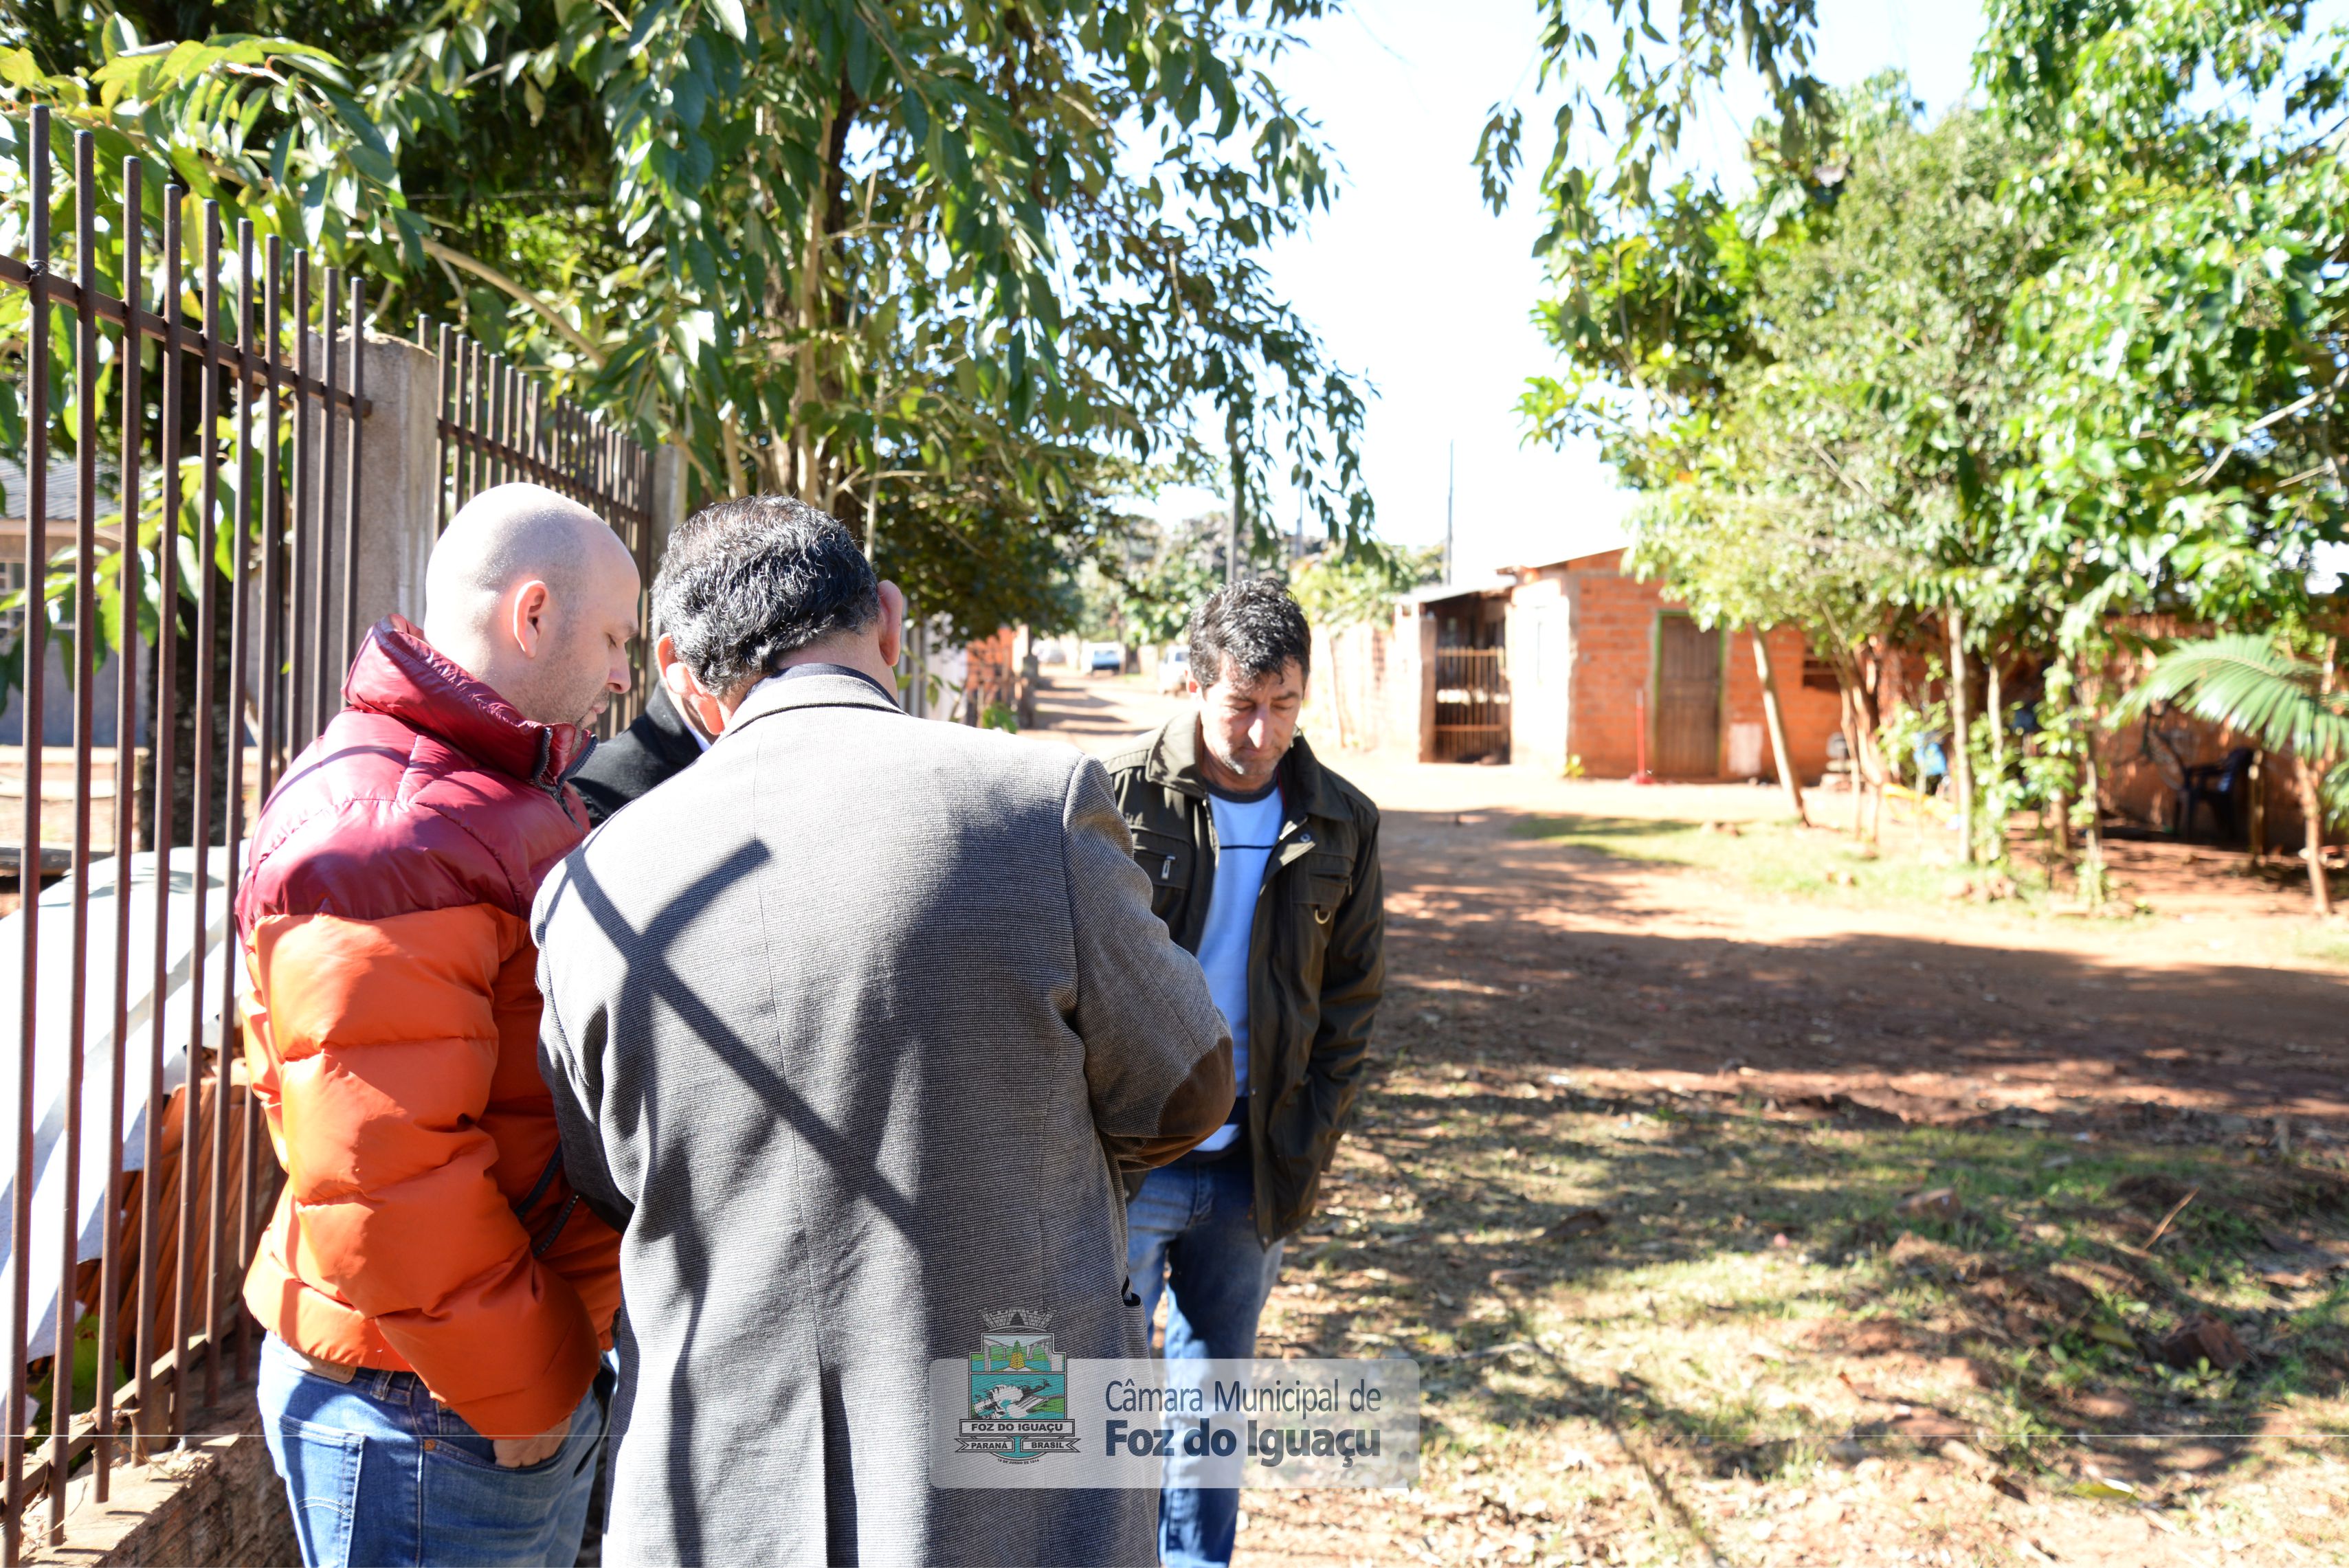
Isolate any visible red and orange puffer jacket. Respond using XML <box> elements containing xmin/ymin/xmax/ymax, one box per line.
<box><xmin>237</xmin><ymin>616</ymin><xmax>621</xmax><ymax>1437</ymax></box>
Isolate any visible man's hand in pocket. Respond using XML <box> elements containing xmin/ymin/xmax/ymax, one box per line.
<box><xmin>493</xmin><ymin>1419</ymin><xmax>570</xmax><ymax>1468</ymax></box>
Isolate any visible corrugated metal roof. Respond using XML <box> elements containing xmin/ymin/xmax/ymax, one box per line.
<box><xmin>0</xmin><ymin>455</ymin><xmax>118</xmax><ymax>524</ymax></box>
<box><xmin>1398</xmin><ymin>576</ymin><xmax>1513</xmax><ymax>605</ymax></box>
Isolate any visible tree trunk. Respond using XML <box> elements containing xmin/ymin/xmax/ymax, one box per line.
<box><xmin>2249</xmin><ymin>750</ymin><xmax>2267</xmax><ymax>860</ymax></box>
<box><xmin>2080</xmin><ymin>697</ymin><xmax>2106</xmax><ymax>905</ymax></box>
<box><xmin>2293</xmin><ymin>751</ymin><xmax>2332</xmax><ymax>917</ymax></box>
<box><xmin>1750</xmin><ymin>629</ymin><xmax>1806</xmax><ymax>825</ymax></box>
<box><xmin>1839</xmin><ymin>682</ymin><xmax>1863</xmax><ymax>835</ymax></box>
<box><xmin>1854</xmin><ymin>647</ymin><xmax>1888</xmax><ymax>846</ymax></box>
<box><xmin>1984</xmin><ymin>649</ymin><xmax>2005</xmax><ymax>864</ymax></box>
<box><xmin>1986</xmin><ymin>651</ymin><xmax>2005</xmax><ymax>777</ymax></box>
<box><xmin>1947</xmin><ymin>608</ymin><xmax>1974</xmax><ymax>863</ymax></box>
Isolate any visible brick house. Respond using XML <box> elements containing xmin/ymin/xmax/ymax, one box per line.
<box><xmin>1310</xmin><ymin>548</ymin><xmax>1841</xmax><ymax>782</ymax></box>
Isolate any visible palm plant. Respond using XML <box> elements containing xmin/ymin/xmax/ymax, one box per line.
<box><xmin>2115</xmin><ymin>635</ymin><xmax>2348</xmax><ymax>915</ymax></box>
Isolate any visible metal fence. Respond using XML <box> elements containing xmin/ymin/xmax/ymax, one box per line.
<box><xmin>1432</xmin><ymin>647</ymin><xmax>1510</xmax><ymax>763</ymax></box>
<box><xmin>0</xmin><ymin>106</ymin><xmax>653</xmax><ymax>1559</ymax></box>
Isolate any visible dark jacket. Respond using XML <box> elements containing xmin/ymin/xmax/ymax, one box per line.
<box><xmin>1102</xmin><ymin>718</ymin><xmax>1384</xmax><ymax>1243</ymax></box>
<box><xmin>572</xmin><ymin>683</ymin><xmax>706</xmax><ymax>826</ymax></box>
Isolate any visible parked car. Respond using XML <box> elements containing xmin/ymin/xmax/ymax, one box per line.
<box><xmin>1084</xmin><ymin>642</ymin><xmax>1126</xmax><ymax>676</ymax></box>
<box><xmin>1157</xmin><ymin>645</ymin><xmax>1191</xmax><ymax>695</ymax></box>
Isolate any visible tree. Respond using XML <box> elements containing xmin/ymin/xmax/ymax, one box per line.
<box><xmin>1539</xmin><ymin>83</ymin><xmax>2053</xmax><ymax>855</ymax></box>
<box><xmin>1</xmin><ymin>1</ymin><xmax>1376</xmax><ymax>652</ymax></box>
<box><xmin>1515</xmin><ymin>1</ymin><xmax>2349</xmax><ymax>895</ymax></box>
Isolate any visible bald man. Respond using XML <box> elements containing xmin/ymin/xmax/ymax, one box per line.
<box><xmin>236</xmin><ymin>483</ymin><xmax>638</xmax><ymax>1568</ymax></box>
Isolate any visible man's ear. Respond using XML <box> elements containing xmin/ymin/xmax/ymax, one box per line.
<box><xmin>509</xmin><ymin>580</ymin><xmax>554</xmax><ymax>659</ymax></box>
<box><xmin>664</xmin><ymin>656</ymin><xmax>729</xmax><ymax>738</ymax></box>
<box><xmin>875</xmin><ymin>580</ymin><xmax>906</xmax><ymax>669</ymax></box>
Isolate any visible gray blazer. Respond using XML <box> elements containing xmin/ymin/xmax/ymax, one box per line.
<box><xmin>533</xmin><ymin>672</ymin><xmax>1232</xmax><ymax>1567</ymax></box>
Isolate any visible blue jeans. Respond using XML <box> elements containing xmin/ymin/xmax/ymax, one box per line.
<box><xmin>1126</xmin><ymin>1153</ymin><xmax>1286</xmax><ymax>1568</ymax></box>
<box><xmin>257</xmin><ymin>1333</ymin><xmax>606</xmax><ymax>1568</ymax></box>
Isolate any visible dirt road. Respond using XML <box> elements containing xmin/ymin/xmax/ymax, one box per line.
<box><xmin>1030</xmin><ymin>675</ymin><xmax>2349</xmax><ymax>1567</ymax></box>
<box><xmin>1038</xmin><ymin>672</ymin><xmax>2347</xmax><ymax>1139</ymax></box>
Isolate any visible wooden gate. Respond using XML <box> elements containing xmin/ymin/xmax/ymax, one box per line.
<box><xmin>1653</xmin><ymin>616</ymin><xmax>1721</xmax><ymax>776</ymax></box>
<box><xmin>1433</xmin><ymin>648</ymin><xmax>1510</xmax><ymax>762</ymax></box>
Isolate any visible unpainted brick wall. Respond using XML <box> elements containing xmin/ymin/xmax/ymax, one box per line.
<box><xmin>27</xmin><ymin>1395</ymin><xmax>297</xmax><ymax>1568</ymax></box>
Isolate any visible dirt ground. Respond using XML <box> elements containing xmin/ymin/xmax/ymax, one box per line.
<box><xmin>1032</xmin><ymin>673</ymin><xmax>2349</xmax><ymax>1568</ymax></box>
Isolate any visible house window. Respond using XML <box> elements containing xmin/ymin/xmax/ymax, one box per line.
<box><xmin>1801</xmin><ymin>655</ymin><xmax>1840</xmax><ymax>693</ymax></box>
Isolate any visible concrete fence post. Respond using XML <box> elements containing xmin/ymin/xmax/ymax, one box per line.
<box><xmin>350</xmin><ymin>334</ymin><xmax>443</xmax><ymax>632</ymax></box>
<box><xmin>650</xmin><ymin>444</ymin><xmax>687</xmax><ymax>568</ymax></box>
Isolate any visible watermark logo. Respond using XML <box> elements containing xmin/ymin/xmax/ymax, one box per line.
<box><xmin>930</xmin><ymin>1356</ymin><xmax>1418</xmax><ymax>1489</ymax></box>
<box><xmin>955</xmin><ymin>1310</ymin><xmax>1081</xmax><ymax>1464</ymax></box>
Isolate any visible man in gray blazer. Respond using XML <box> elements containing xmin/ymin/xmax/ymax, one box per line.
<box><xmin>533</xmin><ymin>495</ymin><xmax>1234</xmax><ymax>1567</ymax></box>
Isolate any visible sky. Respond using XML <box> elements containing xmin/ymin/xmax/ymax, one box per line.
<box><xmin>1156</xmin><ymin>0</ymin><xmax>1990</xmax><ymax>580</ymax></box>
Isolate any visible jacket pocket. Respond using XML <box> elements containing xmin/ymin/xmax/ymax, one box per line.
<box><xmin>1295</xmin><ymin>851</ymin><xmax>1354</xmax><ymax>925</ymax></box>
<box><xmin>1131</xmin><ymin>829</ymin><xmax>1193</xmax><ymax>922</ymax></box>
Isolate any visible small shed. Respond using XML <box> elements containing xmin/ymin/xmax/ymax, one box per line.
<box><xmin>1378</xmin><ymin>549</ymin><xmax>1840</xmax><ymax>781</ymax></box>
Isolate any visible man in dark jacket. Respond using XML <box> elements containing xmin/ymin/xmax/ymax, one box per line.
<box><xmin>1102</xmin><ymin>576</ymin><xmax>1385</xmax><ymax>1568</ymax></box>
<box><xmin>571</xmin><ymin>637</ymin><xmax>711</xmax><ymax>826</ymax></box>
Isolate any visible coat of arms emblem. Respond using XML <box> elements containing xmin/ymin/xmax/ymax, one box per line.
<box><xmin>957</xmin><ymin>1309</ymin><xmax>1080</xmax><ymax>1463</ymax></box>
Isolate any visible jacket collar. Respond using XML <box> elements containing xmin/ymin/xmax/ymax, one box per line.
<box><xmin>638</xmin><ymin>682</ymin><xmax>710</xmax><ymax>762</ymax></box>
<box><xmin>1144</xmin><ymin>713</ymin><xmax>1339</xmax><ymax>822</ymax></box>
<box><xmin>342</xmin><ymin>616</ymin><xmax>592</xmax><ymax>789</ymax></box>
<box><xmin>721</xmin><ymin>667</ymin><xmax>906</xmax><ymax>741</ymax></box>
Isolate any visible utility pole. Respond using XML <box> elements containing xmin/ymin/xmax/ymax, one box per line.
<box><xmin>1444</xmin><ymin>438</ymin><xmax>1456</xmax><ymax>584</ymax></box>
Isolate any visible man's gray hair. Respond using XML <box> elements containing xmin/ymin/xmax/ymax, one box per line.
<box><xmin>653</xmin><ymin>495</ymin><xmax>878</xmax><ymax>695</ymax></box>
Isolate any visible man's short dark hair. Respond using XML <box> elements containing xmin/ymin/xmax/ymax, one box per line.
<box><xmin>653</xmin><ymin>495</ymin><xmax>878</xmax><ymax>695</ymax></box>
<box><xmin>1187</xmin><ymin>576</ymin><xmax>1311</xmax><ymax>689</ymax></box>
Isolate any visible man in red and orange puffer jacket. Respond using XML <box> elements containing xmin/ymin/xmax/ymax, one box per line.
<box><xmin>238</xmin><ymin>482</ymin><xmax>643</xmax><ymax>1568</ymax></box>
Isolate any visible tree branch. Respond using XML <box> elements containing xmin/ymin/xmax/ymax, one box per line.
<box><xmin>421</xmin><ymin>237</ymin><xmax>605</xmax><ymax>369</ymax></box>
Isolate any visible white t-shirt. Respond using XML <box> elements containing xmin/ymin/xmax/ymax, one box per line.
<box><xmin>1191</xmin><ymin>781</ymin><xmax>1284</xmax><ymax>1153</ymax></box>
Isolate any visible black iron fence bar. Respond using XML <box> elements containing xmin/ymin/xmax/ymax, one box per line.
<box><xmin>315</xmin><ymin>266</ymin><xmax>340</xmax><ymax>740</ymax></box>
<box><xmin>50</xmin><ymin>125</ymin><xmax>97</xmax><ymax>1553</ymax></box>
<box><xmin>338</xmin><ymin>277</ymin><xmax>364</xmax><ymax>680</ymax></box>
<box><xmin>170</xmin><ymin>201</ymin><xmax>218</xmax><ymax>1455</ymax></box>
<box><xmin>0</xmin><ymin>258</ymin><xmax>365</xmax><ymax>416</ymax></box>
<box><xmin>221</xmin><ymin>221</ymin><xmax>257</xmax><ymax>1404</ymax></box>
<box><xmin>436</xmin><ymin>419</ymin><xmax>653</xmax><ymax>528</ymax></box>
<box><xmin>139</xmin><ymin>179</ymin><xmax>185</xmax><ymax>1467</ymax></box>
<box><xmin>95</xmin><ymin>147</ymin><xmax>140</xmax><ymax>1508</ymax></box>
<box><xmin>5</xmin><ymin>103</ymin><xmax>54</xmax><ymax>1568</ymax></box>
<box><xmin>432</xmin><ymin>323</ymin><xmax>454</xmax><ymax>537</ymax></box>
<box><xmin>288</xmin><ymin>252</ymin><xmax>311</xmax><ymax>755</ymax></box>
<box><xmin>260</xmin><ymin>238</ymin><xmax>287</xmax><ymax>796</ymax></box>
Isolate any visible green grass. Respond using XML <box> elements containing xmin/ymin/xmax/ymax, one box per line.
<box><xmin>2292</xmin><ymin>926</ymin><xmax>2349</xmax><ymax>968</ymax></box>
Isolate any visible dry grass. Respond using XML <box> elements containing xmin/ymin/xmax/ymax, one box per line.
<box><xmin>1238</xmin><ymin>1034</ymin><xmax>2349</xmax><ymax>1567</ymax></box>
